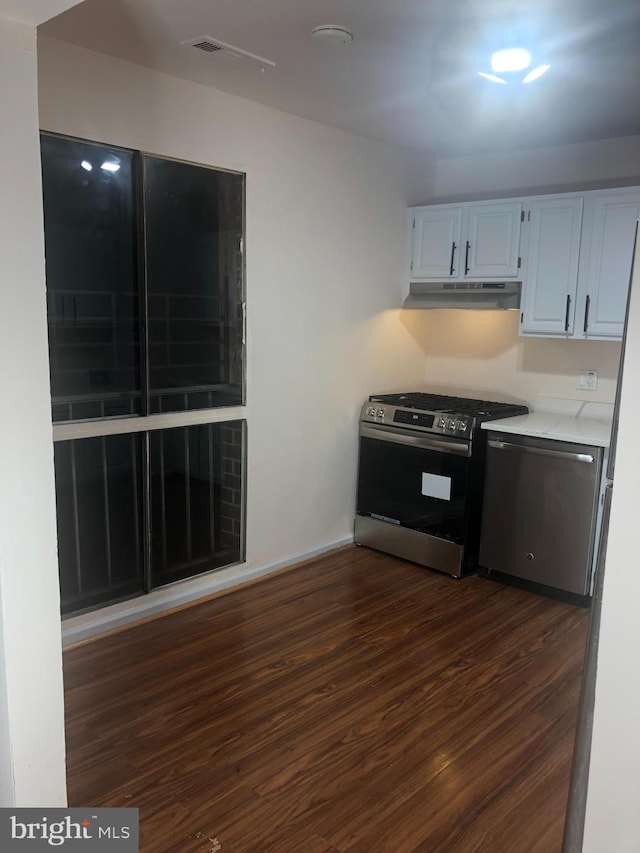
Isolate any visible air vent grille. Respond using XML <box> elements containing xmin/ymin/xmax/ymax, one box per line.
<box><xmin>181</xmin><ymin>35</ymin><xmax>276</xmax><ymax>69</ymax></box>
<box><xmin>192</xmin><ymin>40</ymin><xmax>224</xmax><ymax>54</ymax></box>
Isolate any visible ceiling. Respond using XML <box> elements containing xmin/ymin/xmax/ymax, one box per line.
<box><xmin>1</xmin><ymin>0</ymin><xmax>79</xmax><ymax>26</ymax></box>
<box><xmin>39</xmin><ymin>0</ymin><xmax>640</xmax><ymax>157</ymax></box>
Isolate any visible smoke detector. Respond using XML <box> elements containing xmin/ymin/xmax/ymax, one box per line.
<box><xmin>311</xmin><ymin>25</ymin><xmax>354</xmax><ymax>46</ymax></box>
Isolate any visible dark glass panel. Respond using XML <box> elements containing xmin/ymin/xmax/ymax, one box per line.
<box><xmin>53</xmin><ymin>441</ymin><xmax>81</xmax><ymax>610</ymax></box>
<box><xmin>144</xmin><ymin>157</ymin><xmax>244</xmax><ymax>413</ymax></box>
<box><xmin>41</xmin><ymin>134</ymin><xmax>141</xmax><ymax>422</ymax></box>
<box><xmin>356</xmin><ymin>436</ymin><xmax>470</xmax><ymax>543</ymax></box>
<box><xmin>149</xmin><ymin>421</ymin><xmax>244</xmax><ymax>588</ymax></box>
<box><xmin>54</xmin><ymin>434</ymin><xmax>144</xmax><ymax>615</ymax></box>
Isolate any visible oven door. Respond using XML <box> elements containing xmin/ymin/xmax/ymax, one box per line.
<box><xmin>356</xmin><ymin>422</ymin><xmax>471</xmax><ymax>544</ymax></box>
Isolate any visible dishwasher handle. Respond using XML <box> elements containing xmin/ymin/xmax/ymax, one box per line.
<box><xmin>487</xmin><ymin>438</ymin><xmax>595</xmax><ymax>464</ymax></box>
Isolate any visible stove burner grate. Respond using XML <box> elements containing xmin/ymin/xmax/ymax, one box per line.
<box><xmin>369</xmin><ymin>392</ymin><xmax>527</xmax><ymax>419</ymax></box>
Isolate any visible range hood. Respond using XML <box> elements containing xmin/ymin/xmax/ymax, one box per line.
<box><xmin>403</xmin><ymin>280</ymin><xmax>521</xmax><ymax>310</ymax></box>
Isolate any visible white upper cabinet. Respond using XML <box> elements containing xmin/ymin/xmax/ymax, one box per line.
<box><xmin>577</xmin><ymin>188</ymin><xmax>640</xmax><ymax>339</ymax></box>
<box><xmin>407</xmin><ymin>187</ymin><xmax>639</xmax><ymax>340</ymax></box>
<box><xmin>520</xmin><ymin>196</ymin><xmax>584</xmax><ymax>336</ymax></box>
<box><xmin>520</xmin><ymin>187</ymin><xmax>640</xmax><ymax>340</ymax></box>
<box><xmin>411</xmin><ymin>205</ymin><xmax>463</xmax><ymax>278</ymax></box>
<box><xmin>464</xmin><ymin>202</ymin><xmax>522</xmax><ymax>278</ymax></box>
<box><xmin>409</xmin><ymin>200</ymin><xmax>522</xmax><ymax>280</ymax></box>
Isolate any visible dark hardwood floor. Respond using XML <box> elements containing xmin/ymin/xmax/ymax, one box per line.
<box><xmin>63</xmin><ymin>545</ymin><xmax>589</xmax><ymax>852</ymax></box>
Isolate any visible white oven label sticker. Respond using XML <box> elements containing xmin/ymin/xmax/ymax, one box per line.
<box><xmin>421</xmin><ymin>472</ymin><xmax>452</xmax><ymax>501</ymax></box>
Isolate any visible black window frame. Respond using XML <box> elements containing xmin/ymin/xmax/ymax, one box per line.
<box><xmin>41</xmin><ymin>131</ymin><xmax>246</xmax><ymax>424</ymax></box>
<box><xmin>43</xmin><ymin>131</ymin><xmax>248</xmax><ymax>617</ymax></box>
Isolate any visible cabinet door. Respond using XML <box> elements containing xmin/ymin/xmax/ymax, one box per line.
<box><xmin>410</xmin><ymin>206</ymin><xmax>462</xmax><ymax>279</ymax></box>
<box><xmin>521</xmin><ymin>197</ymin><xmax>583</xmax><ymax>335</ymax></box>
<box><xmin>578</xmin><ymin>189</ymin><xmax>640</xmax><ymax>339</ymax></box>
<box><xmin>464</xmin><ymin>201</ymin><xmax>522</xmax><ymax>278</ymax></box>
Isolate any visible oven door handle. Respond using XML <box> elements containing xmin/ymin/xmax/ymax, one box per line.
<box><xmin>360</xmin><ymin>423</ymin><xmax>471</xmax><ymax>456</ymax></box>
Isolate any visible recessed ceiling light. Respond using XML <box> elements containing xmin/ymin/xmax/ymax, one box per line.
<box><xmin>80</xmin><ymin>160</ymin><xmax>92</xmax><ymax>171</ymax></box>
<box><xmin>311</xmin><ymin>25</ymin><xmax>354</xmax><ymax>46</ymax></box>
<box><xmin>491</xmin><ymin>48</ymin><xmax>531</xmax><ymax>73</ymax></box>
<box><xmin>478</xmin><ymin>49</ymin><xmax>549</xmax><ymax>85</ymax></box>
<box><xmin>477</xmin><ymin>72</ymin><xmax>508</xmax><ymax>85</ymax></box>
<box><xmin>523</xmin><ymin>64</ymin><xmax>551</xmax><ymax>83</ymax></box>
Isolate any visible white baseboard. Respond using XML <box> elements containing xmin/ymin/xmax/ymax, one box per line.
<box><xmin>61</xmin><ymin>534</ymin><xmax>354</xmax><ymax>646</ymax></box>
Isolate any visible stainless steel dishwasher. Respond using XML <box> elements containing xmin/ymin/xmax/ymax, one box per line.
<box><xmin>479</xmin><ymin>432</ymin><xmax>603</xmax><ymax>596</ymax></box>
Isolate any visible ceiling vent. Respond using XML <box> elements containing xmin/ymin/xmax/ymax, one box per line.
<box><xmin>181</xmin><ymin>36</ymin><xmax>276</xmax><ymax>69</ymax></box>
<box><xmin>191</xmin><ymin>39</ymin><xmax>224</xmax><ymax>54</ymax></box>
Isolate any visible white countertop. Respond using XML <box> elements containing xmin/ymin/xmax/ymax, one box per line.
<box><xmin>481</xmin><ymin>397</ymin><xmax>614</xmax><ymax>447</ymax></box>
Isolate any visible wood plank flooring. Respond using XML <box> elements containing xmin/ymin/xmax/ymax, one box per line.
<box><xmin>63</xmin><ymin>545</ymin><xmax>590</xmax><ymax>853</ymax></box>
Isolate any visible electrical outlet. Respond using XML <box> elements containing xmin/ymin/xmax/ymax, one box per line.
<box><xmin>577</xmin><ymin>369</ymin><xmax>598</xmax><ymax>391</ymax></box>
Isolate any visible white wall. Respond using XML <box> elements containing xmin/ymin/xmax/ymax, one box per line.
<box><xmin>0</xmin><ymin>16</ymin><xmax>67</xmax><ymax>805</ymax></box>
<box><xmin>401</xmin><ymin>310</ymin><xmax>621</xmax><ymax>406</ymax></box>
<box><xmin>0</xmin><ymin>0</ymin><xmax>81</xmax><ymax>26</ymax></box>
<box><xmin>403</xmin><ymin>148</ymin><xmax>438</xmax><ymax>206</ymax></box>
<box><xmin>37</xmin><ymin>37</ymin><xmax>427</xmax><ymax>631</ymax></box>
<box><xmin>582</xmin><ymin>240</ymin><xmax>640</xmax><ymax>852</ymax></box>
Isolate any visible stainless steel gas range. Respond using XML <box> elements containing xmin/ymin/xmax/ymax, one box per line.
<box><xmin>354</xmin><ymin>391</ymin><xmax>528</xmax><ymax>577</ymax></box>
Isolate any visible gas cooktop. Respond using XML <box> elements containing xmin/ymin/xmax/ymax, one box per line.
<box><xmin>369</xmin><ymin>392</ymin><xmax>528</xmax><ymax>419</ymax></box>
<box><xmin>363</xmin><ymin>392</ymin><xmax>528</xmax><ymax>439</ymax></box>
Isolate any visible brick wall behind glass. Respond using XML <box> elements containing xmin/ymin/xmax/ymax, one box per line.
<box><xmin>220</xmin><ymin>423</ymin><xmax>243</xmax><ymax>550</ymax></box>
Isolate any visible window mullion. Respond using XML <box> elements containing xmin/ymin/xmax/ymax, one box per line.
<box><xmin>136</xmin><ymin>151</ymin><xmax>151</xmax><ymax>418</ymax></box>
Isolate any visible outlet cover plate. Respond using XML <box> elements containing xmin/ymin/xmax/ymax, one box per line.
<box><xmin>577</xmin><ymin>369</ymin><xmax>598</xmax><ymax>391</ymax></box>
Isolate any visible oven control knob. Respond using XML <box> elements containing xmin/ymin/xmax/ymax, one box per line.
<box><xmin>367</xmin><ymin>406</ymin><xmax>376</xmax><ymax>417</ymax></box>
<box><xmin>377</xmin><ymin>409</ymin><xmax>385</xmax><ymax>418</ymax></box>
<box><xmin>438</xmin><ymin>417</ymin><xmax>447</xmax><ymax>429</ymax></box>
<box><xmin>447</xmin><ymin>418</ymin><xmax>457</xmax><ymax>430</ymax></box>
<box><xmin>457</xmin><ymin>419</ymin><xmax>468</xmax><ymax>432</ymax></box>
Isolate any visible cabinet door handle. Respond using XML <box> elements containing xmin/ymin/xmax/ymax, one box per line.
<box><xmin>464</xmin><ymin>241</ymin><xmax>470</xmax><ymax>275</ymax></box>
<box><xmin>564</xmin><ymin>294</ymin><xmax>571</xmax><ymax>332</ymax></box>
<box><xmin>449</xmin><ymin>241</ymin><xmax>457</xmax><ymax>276</ymax></box>
<box><xmin>584</xmin><ymin>294</ymin><xmax>591</xmax><ymax>333</ymax></box>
